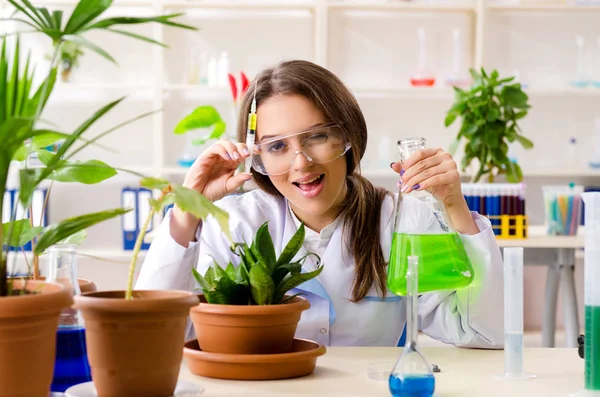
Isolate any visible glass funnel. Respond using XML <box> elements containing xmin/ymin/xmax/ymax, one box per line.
<box><xmin>389</xmin><ymin>256</ymin><xmax>435</xmax><ymax>397</ymax></box>
<box><xmin>46</xmin><ymin>244</ymin><xmax>92</xmax><ymax>392</ymax></box>
<box><xmin>387</xmin><ymin>137</ymin><xmax>474</xmax><ymax>296</ymax></box>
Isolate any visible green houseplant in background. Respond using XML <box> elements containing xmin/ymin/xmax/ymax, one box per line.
<box><xmin>189</xmin><ymin>221</ymin><xmax>324</xmax><ymax>355</ymax></box>
<box><xmin>57</xmin><ymin>41</ymin><xmax>84</xmax><ymax>82</ymax></box>
<box><xmin>445</xmin><ymin>68</ymin><xmax>534</xmax><ymax>183</ymax></box>
<box><xmin>0</xmin><ymin>1</ymin><xmax>233</xmax><ymax>396</ymax></box>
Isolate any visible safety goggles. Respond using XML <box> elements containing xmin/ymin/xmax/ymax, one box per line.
<box><xmin>251</xmin><ymin>123</ymin><xmax>351</xmax><ymax>176</ymax></box>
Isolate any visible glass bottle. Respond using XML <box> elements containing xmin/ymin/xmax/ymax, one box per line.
<box><xmin>389</xmin><ymin>256</ymin><xmax>435</xmax><ymax>397</ymax></box>
<box><xmin>410</xmin><ymin>28</ymin><xmax>435</xmax><ymax>87</ymax></box>
<box><xmin>387</xmin><ymin>137</ymin><xmax>475</xmax><ymax>296</ymax></box>
<box><xmin>46</xmin><ymin>244</ymin><xmax>92</xmax><ymax>392</ymax></box>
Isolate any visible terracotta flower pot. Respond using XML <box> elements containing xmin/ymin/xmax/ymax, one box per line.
<box><xmin>190</xmin><ymin>295</ymin><xmax>310</xmax><ymax>354</ymax></box>
<box><xmin>9</xmin><ymin>276</ymin><xmax>97</xmax><ymax>294</ymax></box>
<box><xmin>0</xmin><ymin>280</ymin><xmax>73</xmax><ymax>397</ymax></box>
<box><xmin>74</xmin><ymin>290</ymin><xmax>198</xmax><ymax>397</ymax></box>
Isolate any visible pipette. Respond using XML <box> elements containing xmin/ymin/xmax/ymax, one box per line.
<box><xmin>495</xmin><ymin>247</ymin><xmax>536</xmax><ymax>381</ymax></box>
<box><xmin>244</xmin><ymin>82</ymin><xmax>257</xmax><ymax>174</ymax></box>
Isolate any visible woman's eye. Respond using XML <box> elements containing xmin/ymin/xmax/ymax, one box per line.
<box><xmin>267</xmin><ymin>141</ymin><xmax>287</xmax><ymax>153</ymax></box>
<box><xmin>306</xmin><ymin>133</ymin><xmax>328</xmax><ymax>143</ymax></box>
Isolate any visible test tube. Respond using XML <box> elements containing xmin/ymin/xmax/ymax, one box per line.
<box><xmin>498</xmin><ymin>247</ymin><xmax>536</xmax><ymax>380</ymax></box>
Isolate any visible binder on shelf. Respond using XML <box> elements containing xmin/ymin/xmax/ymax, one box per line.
<box><xmin>121</xmin><ymin>187</ymin><xmax>137</xmax><ymax>251</ymax></box>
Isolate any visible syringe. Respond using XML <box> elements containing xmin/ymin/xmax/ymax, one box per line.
<box><xmin>244</xmin><ymin>84</ymin><xmax>257</xmax><ymax>174</ymax></box>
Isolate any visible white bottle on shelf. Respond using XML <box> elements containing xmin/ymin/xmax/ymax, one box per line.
<box><xmin>217</xmin><ymin>51</ymin><xmax>230</xmax><ymax>88</ymax></box>
<box><xmin>590</xmin><ymin>119</ymin><xmax>600</xmax><ymax>169</ymax></box>
<box><xmin>570</xmin><ymin>36</ymin><xmax>590</xmax><ymax>88</ymax></box>
<box><xmin>207</xmin><ymin>54</ymin><xmax>218</xmax><ymax>88</ymax></box>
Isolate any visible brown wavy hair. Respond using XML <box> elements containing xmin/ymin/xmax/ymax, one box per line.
<box><xmin>237</xmin><ymin>60</ymin><xmax>391</xmax><ymax>302</ymax></box>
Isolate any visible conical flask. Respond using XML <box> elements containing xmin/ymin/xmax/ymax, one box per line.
<box><xmin>389</xmin><ymin>256</ymin><xmax>435</xmax><ymax>397</ymax></box>
<box><xmin>387</xmin><ymin>137</ymin><xmax>474</xmax><ymax>296</ymax></box>
<box><xmin>46</xmin><ymin>244</ymin><xmax>92</xmax><ymax>392</ymax></box>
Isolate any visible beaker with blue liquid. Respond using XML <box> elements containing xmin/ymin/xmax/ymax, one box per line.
<box><xmin>46</xmin><ymin>244</ymin><xmax>92</xmax><ymax>392</ymax></box>
<box><xmin>389</xmin><ymin>256</ymin><xmax>435</xmax><ymax>397</ymax></box>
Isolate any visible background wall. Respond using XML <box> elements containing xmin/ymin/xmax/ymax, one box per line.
<box><xmin>2</xmin><ymin>0</ymin><xmax>599</xmax><ymax>341</ymax></box>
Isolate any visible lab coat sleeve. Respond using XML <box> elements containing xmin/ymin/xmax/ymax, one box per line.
<box><xmin>418</xmin><ymin>212</ymin><xmax>504</xmax><ymax>349</ymax></box>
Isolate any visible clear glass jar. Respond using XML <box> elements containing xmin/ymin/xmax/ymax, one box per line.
<box><xmin>387</xmin><ymin>137</ymin><xmax>475</xmax><ymax>296</ymax></box>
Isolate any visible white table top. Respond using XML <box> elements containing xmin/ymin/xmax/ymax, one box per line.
<box><xmin>496</xmin><ymin>226</ymin><xmax>584</xmax><ymax>249</ymax></box>
<box><xmin>179</xmin><ymin>346</ymin><xmax>585</xmax><ymax>397</ymax></box>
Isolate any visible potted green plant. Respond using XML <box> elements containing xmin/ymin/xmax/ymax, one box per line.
<box><xmin>445</xmin><ymin>68</ymin><xmax>534</xmax><ymax>183</ymax></box>
<box><xmin>190</xmin><ymin>221</ymin><xmax>323</xmax><ymax>355</ymax></box>
<box><xmin>46</xmin><ymin>41</ymin><xmax>84</xmax><ymax>83</ymax></box>
<box><xmin>0</xmin><ymin>1</ymin><xmax>202</xmax><ymax>395</ymax></box>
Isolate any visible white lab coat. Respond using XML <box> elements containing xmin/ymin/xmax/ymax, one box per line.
<box><xmin>136</xmin><ymin>189</ymin><xmax>504</xmax><ymax>348</ymax></box>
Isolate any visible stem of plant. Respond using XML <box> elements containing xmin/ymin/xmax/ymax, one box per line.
<box><xmin>125</xmin><ymin>200</ymin><xmax>158</xmax><ymax>300</ymax></box>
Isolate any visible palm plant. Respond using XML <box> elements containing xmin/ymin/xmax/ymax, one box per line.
<box><xmin>0</xmin><ymin>1</ymin><xmax>229</xmax><ymax>298</ymax></box>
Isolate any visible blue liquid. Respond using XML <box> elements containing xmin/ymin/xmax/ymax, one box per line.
<box><xmin>389</xmin><ymin>374</ymin><xmax>435</xmax><ymax>397</ymax></box>
<box><xmin>51</xmin><ymin>327</ymin><xmax>92</xmax><ymax>392</ymax></box>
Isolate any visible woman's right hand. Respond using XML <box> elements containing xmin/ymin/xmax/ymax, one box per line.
<box><xmin>170</xmin><ymin>140</ymin><xmax>252</xmax><ymax>246</ymax></box>
<box><xmin>183</xmin><ymin>140</ymin><xmax>253</xmax><ymax>202</ymax></box>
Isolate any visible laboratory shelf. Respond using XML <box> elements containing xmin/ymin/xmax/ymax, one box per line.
<box><xmin>327</xmin><ymin>0</ymin><xmax>476</xmax><ymax>12</ymax></box>
<box><xmin>524</xmin><ymin>87</ymin><xmax>600</xmax><ymax>97</ymax></box>
<box><xmin>351</xmin><ymin>87</ymin><xmax>456</xmax><ymax>100</ymax></box>
<box><xmin>488</xmin><ymin>3</ymin><xmax>600</xmax><ymax>11</ymax></box>
<box><xmin>163</xmin><ymin>85</ymin><xmax>232</xmax><ymax>101</ymax></box>
<box><xmin>163</xmin><ymin>0</ymin><xmax>316</xmax><ymax>10</ymax></box>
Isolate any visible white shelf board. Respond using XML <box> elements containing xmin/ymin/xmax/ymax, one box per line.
<box><xmin>163</xmin><ymin>85</ymin><xmax>232</xmax><ymax>101</ymax></box>
<box><xmin>497</xmin><ymin>226</ymin><xmax>584</xmax><ymax>249</ymax></box>
<box><xmin>164</xmin><ymin>0</ymin><xmax>316</xmax><ymax>9</ymax></box>
<box><xmin>351</xmin><ymin>86</ymin><xmax>456</xmax><ymax>100</ymax></box>
<box><xmin>488</xmin><ymin>3</ymin><xmax>600</xmax><ymax>11</ymax></box>
<box><xmin>28</xmin><ymin>0</ymin><xmax>151</xmax><ymax>6</ymax></box>
<box><xmin>327</xmin><ymin>0</ymin><xmax>476</xmax><ymax>12</ymax></box>
<box><xmin>362</xmin><ymin>168</ymin><xmax>600</xmax><ymax>179</ymax></box>
<box><xmin>524</xmin><ymin>86</ymin><xmax>600</xmax><ymax>97</ymax></box>
<box><xmin>162</xmin><ymin>166</ymin><xmax>190</xmax><ymax>175</ymax></box>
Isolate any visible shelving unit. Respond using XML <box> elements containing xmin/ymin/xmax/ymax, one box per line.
<box><xmin>2</xmin><ymin>0</ymin><xmax>600</xmax><ymax>254</ymax></box>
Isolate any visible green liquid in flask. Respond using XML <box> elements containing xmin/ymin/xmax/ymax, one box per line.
<box><xmin>387</xmin><ymin>232</ymin><xmax>475</xmax><ymax>296</ymax></box>
<box><xmin>585</xmin><ymin>305</ymin><xmax>600</xmax><ymax>390</ymax></box>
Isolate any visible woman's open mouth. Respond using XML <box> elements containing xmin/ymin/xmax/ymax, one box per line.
<box><xmin>292</xmin><ymin>174</ymin><xmax>325</xmax><ymax>198</ymax></box>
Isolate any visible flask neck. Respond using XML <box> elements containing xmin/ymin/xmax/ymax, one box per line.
<box><xmin>46</xmin><ymin>244</ymin><xmax>84</xmax><ymax>328</ymax></box>
<box><xmin>398</xmin><ymin>138</ymin><xmax>426</xmax><ymax>162</ymax></box>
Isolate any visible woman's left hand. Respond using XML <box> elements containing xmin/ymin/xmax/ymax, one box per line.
<box><xmin>391</xmin><ymin>148</ymin><xmax>480</xmax><ymax>235</ymax></box>
<box><xmin>391</xmin><ymin>148</ymin><xmax>463</xmax><ymax>207</ymax></box>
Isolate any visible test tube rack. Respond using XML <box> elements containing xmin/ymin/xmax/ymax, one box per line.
<box><xmin>462</xmin><ymin>183</ymin><xmax>528</xmax><ymax>239</ymax></box>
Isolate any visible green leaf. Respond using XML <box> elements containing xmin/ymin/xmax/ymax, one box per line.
<box><xmin>252</xmin><ymin>222</ymin><xmax>276</xmax><ymax>272</ymax></box>
<box><xmin>514</xmin><ymin>110</ymin><xmax>528</xmax><ymax>120</ymax></box>
<box><xmin>249</xmin><ymin>261</ymin><xmax>274</xmax><ymax>305</ymax></box>
<box><xmin>505</xmin><ymin>161</ymin><xmax>520</xmax><ymax>183</ymax></box>
<box><xmin>105</xmin><ymin>28</ymin><xmax>167</xmax><ymax>47</ymax></box>
<box><xmin>487</xmin><ymin>107</ymin><xmax>500</xmax><ymax>122</ymax></box>
<box><xmin>225</xmin><ymin>262</ymin><xmax>236</xmax><ymax>281</ymax></box>
<box><xmin>276</xmin><ymin>222</ymin><xmax>305</xmax><ymax>266</ymax></box>
<box><xmin>84</xmin><ymin>13</ymin><xmax>197</xmax><ymax>31</ymax></box>
<box><xmin>174</xmin><ymin>106</ymin><xmax>222</xmax><ymax>134</ymax></box>
<box><xmin>57</xmin><ymin>229</ymin><xmax>87</xmax><ymax>246</ymax></box>
<box><xmin>149</xmin><ymin>195</ymin><xmax>175</xmax><ymax>214</ymax></box>
<box><xmin>2</xmin><ymin>219</ymin><xmax>44</xmax><ymax>247</ymax></box>
<box><xmin>208</xmin><ymin>276</ymin><xmax>248</xmax><ymax>305</ymax></box>
<box><xmin>36</xmin><ymin>148</ymin><xmax>54</xmax><ymax>165</ymax></box>
<box><xmin>171</xmin><ymin>185</ymin><xmax>231</xmax><ymax>242</ymax></box>
<box><xmin>272</xmin><ymin>261</ymin><xmax>302</xmax><ymax>288</ymax></box>
<box><xmin>191</xmin><ymin>121</ymin><xmax>226</xmax><ymax>146</ymax></box>
<box><xmin>34</xmin><ymin>208</ymin><xmax>131</xmax><ymax>254</ymax></box>
<box><xmin>64</xmin><ymin>0</ymin><xmax>111</xmax><ymax>34</ymax></box>
<box><xmin>469</xmin><ymin>68</ymin><xmax>481</xmax><ymax>82</ymax></box>
<box><xmin>24</xmin><ymin>67</ymin><xmax>57</xmax><ymax>118</ymax></box>
<box><xmin>12</xmin><ymin>131</ymin><xmax>66</xmax><ymax>162</ymax></box>
<box><xmin>192</xmin><ymin>267</ymin><xmax>212</xmax><ymax>291</ymax></box>
<box><xmin>273</xmin><ymin>264</ymin><xmax>324</xmax><ymax>304</ymax></box>
<box><xmin>140</xmin><ymin>177</ymin><xmax>170</xmax><ymax>190</ymax></box>
<box><xmin>502</xmin><ymin>86</ymin><xmax>529</xmax><ymax>109</ymax></box>
<box><xmin>444</xmin><ymin>112</ymin><xmax>457</xmax><ymax>127</ymax></box>
<box><xmin>515</xmin><ymin>134</ymin><xmax>534</xmax><ymax>149</ymax></box>
<box><xmin>47</xmin><ymin>159</ymin><xmax>118</xmax><ymax>184</ymax></box>
<box><xmin>62</xmin><ymin>34</ymin><xmax>116</xmax><ymax>65</ymax></box>
<box><xmin>448</xmin><ymin>138</ymin><xmax>460</xmax><ymax>156</ymax></box>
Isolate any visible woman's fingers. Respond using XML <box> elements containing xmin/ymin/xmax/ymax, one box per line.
<box><xmin>402</xmin><ymin>148</ymin><xmax>442</xmax><ymax>169</ymax></box>
<box><xmin>225</xmin><ymin>171</ymin><xmax>253</xmax><ymax>194</ymax></box>
<box><xmin>399</xmin><ymin>169</ymin><xmax>460</xmax><ymax>194</ymax></box>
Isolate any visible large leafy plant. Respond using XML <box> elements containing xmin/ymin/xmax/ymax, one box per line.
<box><xmin>193</xmin><ymin>222</ymin><xmax>323</xmax><ymax>305</ymax></box>
<box><xmin>174</xmin><ymin>105</ymin><xmax>227</xmax><ymax>146</ymax></box>
<box><xmin>0</xmin><ymin>0</ymin><xmax>232</xmax><ymax>298</ymax></box>
<box><xmin>445</xmin><ymin>68</ymin><xmax>533</xmax><ymax>183</ymax></box>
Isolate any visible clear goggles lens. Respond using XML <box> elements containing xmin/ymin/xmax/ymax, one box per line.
<box><xmin>252</xmin><ymin>124</ymin><xmax>350</xmax><ymax>176</ymax></box>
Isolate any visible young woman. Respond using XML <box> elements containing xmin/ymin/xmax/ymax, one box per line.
<box><xmin>136</xmin><ymin>60</ymin><xmax>504</xmax><ymax>348</ymax></box>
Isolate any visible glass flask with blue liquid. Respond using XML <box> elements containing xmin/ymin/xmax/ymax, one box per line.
<box><xmin>46</xmin><ymin>244</ymin><xmax>92</xmax><ymax>392</ymax></box>
<box><xmin>389</xmin><ymin>256</ymin><xmax>435</xmax><ymax>397</ymax></box>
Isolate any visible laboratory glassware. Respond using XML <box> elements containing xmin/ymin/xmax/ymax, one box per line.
<box><xmin>389</xmin><ymin>256</ymin><xmax>435</xmax><ymax>397</ymax></box>
<box><xmin>410</xmin><ymin>28</ymin><xmax>435</xmax><ymax>87</ymax></box>
<box><xmin>387</xmin><ymin>137</ymin><xmax>475</xmax><ymax>296</ymax></box>
<box><xmin>46</xmin><ymin>244</ymin><xmax>92</xmax><ymax>392</ymax></box>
